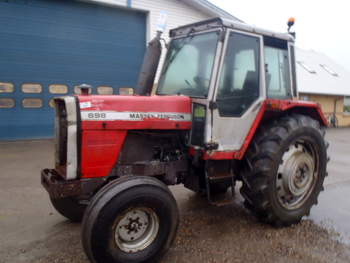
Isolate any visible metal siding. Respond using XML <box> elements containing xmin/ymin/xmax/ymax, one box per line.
<box><xmin>132</xmin><ymin>0</ymin><xmax>210</xmax><ymax>80</ymax></box>
<box><xmin>133</xmin><ymin>0</ymin><xmax>209</xmax><ymax>40</ymax></box>
<box><xmin>0</xmin><ymin>0</ymin><xmax>146</xmax><ymax>140</ymax></box>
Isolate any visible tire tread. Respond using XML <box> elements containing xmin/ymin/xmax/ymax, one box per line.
<box><xmin>240</xmin><ymin>114</ymin><xmax>328</xmax><ymax>227</ymax></box>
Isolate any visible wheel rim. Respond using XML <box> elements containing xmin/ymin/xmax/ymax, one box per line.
<box><xmin>114</xmin><ymin>207</ymin><xmax>159</xmax><ymax>253</ymax></box>
<box><xmin>276</xmin><ymin>141</ymin><xmax>318</xmax><ymax>210</ymax></box>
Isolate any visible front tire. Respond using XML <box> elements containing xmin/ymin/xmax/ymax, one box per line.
<box><xmin>82</xmin><ymin>176</ymin><xmax>179</xmax><ymax>263</ymax></box>
<box><xmin>240</xmin><ymin>114</ymin><xmax>328</xmax><ymax>227</ymax></box>
<box><xmin>50</xmin><ymin>197</ymin><xmax>86</xmax><ymax>222</ymax></box>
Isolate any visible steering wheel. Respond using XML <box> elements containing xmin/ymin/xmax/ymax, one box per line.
<box><xmin>193</xmin><ymin>76</ymin><xmax>210</xmax><ymax>87</ymax></box>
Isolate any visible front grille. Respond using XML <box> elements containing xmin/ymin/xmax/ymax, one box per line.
<box><xmin>53</xmin><ymin>97</ymin><xmax>78</xmax><ymax>180</ymax></box>
<box><xmin>54</xmin><ymin>99</ymin><xmax>68</xmax><ymax>170</ymax></box>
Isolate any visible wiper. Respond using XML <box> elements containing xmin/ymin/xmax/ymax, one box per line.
<box><xmin>185</xmin><ymin>79</ymin><xmax>194</xmax><ymax>89</ymax></box>
<box><xmin>161</xmin><ymin>34</ymin><xmax>195</xmax><ymax>74</ymax></box>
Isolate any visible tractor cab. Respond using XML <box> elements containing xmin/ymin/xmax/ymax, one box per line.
<box><xmin>157</xmin><ymin>17</ymin><xmax>297</xmax><ymax>153</ymax></box>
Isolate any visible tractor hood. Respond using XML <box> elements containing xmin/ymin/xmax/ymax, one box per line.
<box><xmin>78</xmin><ymin>95</ymin><xmax>192</xmax><ymax>130</ymax></box>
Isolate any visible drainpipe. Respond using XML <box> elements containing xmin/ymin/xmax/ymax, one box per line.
<box><xmin>333</xmin><ymin>97</ymin><xmax>342</xmax><ymax>127</ymax></box>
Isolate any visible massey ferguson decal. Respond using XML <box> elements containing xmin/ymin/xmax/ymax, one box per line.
<box><xmin>81</xmin><ymin>111</ymin><xmax>192</xmax><ymax>122</ymax></box>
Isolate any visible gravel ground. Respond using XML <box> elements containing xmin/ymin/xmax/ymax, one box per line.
<box><xmin>163</xmin><ymin>200</ymin><xmax>350</xmax><ymax>263</ymax></box>
<box><xmin>1</xmin><ymin>191</ymin><xmax>349</xmax><ymax>263</ymax></box>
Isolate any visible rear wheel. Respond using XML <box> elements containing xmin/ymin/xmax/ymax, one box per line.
<box><xmin>240</xmin><ymin>114</ymin><xmax>328</xmax><ymax>227</ymax></box>
<box><xmin>82</xmin><ymin>176</ymin><xmax>179</xmax><ymax>263</ymax></box>
<box><xmin>50</xmin><ymin>197</ymin><xmax>86</xmax><ymax>222</ymax></box>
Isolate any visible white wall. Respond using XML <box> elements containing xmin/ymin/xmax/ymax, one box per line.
<box><xmin>133</xmin><ymin>0</ymin><xmax>210</xmax><ymax>80</ymax></box>
<box><xmin>133</xmin><ymin>0</ymin><xmax>209</xmax><ymax>41</ymax></box>
<box><xmin>86</xmin><ymin>0</ymin><xmax>211</xmax><ymax>40</ymax></box>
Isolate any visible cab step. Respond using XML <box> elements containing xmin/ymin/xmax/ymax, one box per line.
<box><xmin>211</xmin><ymin>198</ymin><xmax>234</xmax><ymax>207</ymax></box>
<box><xmin>205</xmin><ymin>172</ymin><xmax>235</xmax><ymax>206</ymax></box>
<box><xmin>208</xmin><ymin>175</ymin><xmax>234</xmax><ymax>181</ymax></box>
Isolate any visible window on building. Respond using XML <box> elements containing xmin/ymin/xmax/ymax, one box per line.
<box><xmin>297</xmin><ymin>61</ymin><xmax>316</xmax><ymax>74</ymax></box>
<box><xmin>74</xmin><ymin>85</ymin><xmax>92</xmax><ymax>94</ymax></box>
<box><xmin>0</xmin><ymin>98</ymin><xmax>15</xmax><ymax>108</ymax></box>
<box><xmin>344</xmin><ymin>96</ymin><xmax>350</xmax><ymax>113</ymax></box>
<box><xmin>22</xmin><ymin>98</ymin><xmax>43</xmax><ymax>108</ymax></box>
<box><xmin>49</xmin><ymin>84</ymin><xmax>68</xmax><ymax>94</ymax></box>
<box><xmin>300</xmin><ymin>95</ymin><xmax>310</xmax><ymax>101</ymax></box>
<box><xmin>320</xmin><ymin>64</ymin><xmax>339</xmax><ymax>77</ymax></box>
<box><xmin>22</xmin><ymin>84</ymin><xmax>42</xmax><ymax>93</ymax></box>
<box><xmin>119</xmin><ymin>87</ymin><xmax>134</xmax><ymax>95</ymax></box>
<box><xmin>0</xmin><ymin>82</ymin><xmax>14</xmax><ymax>93</ymax></box>
<box><xmin>97</xmin><ymin>86</ymin><xmax>113</xmax><ymax>95</ymax></box>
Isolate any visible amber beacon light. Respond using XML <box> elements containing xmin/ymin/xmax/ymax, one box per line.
<box><xmin>287</xmin><ymin>17</ymin><xmax>295</xmax><ymax>31</ymax></box>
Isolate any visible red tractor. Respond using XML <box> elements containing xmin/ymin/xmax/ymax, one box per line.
<box><xmin>42</xmin><ymin>17</ymin><xmax>329</xmax><ymax>263</ymax></box>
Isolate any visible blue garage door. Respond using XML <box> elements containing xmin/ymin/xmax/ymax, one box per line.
<box><xmin>0</xmin><ymin>0</ymin><xmax>146</xmax><ymax>140</ymax></box>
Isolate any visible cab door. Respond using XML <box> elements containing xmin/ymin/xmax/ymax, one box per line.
<box><xmin>210</xmin><ymin>30</ymin><xmax>265</xmax><ymax>151</ymax></box>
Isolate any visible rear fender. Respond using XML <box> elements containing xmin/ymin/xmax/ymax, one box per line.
<box><xmin>264</xmin><ymin>99</ymin><xmax>328</xmax><ymax>126</ymax></box>
<box><xmin>200</xmin><ymin>99</ymin><xmax>328</xmax><ymax>160</ymax></box>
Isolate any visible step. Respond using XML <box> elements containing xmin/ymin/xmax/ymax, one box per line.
<box><xmin>208</xmin><ymin>175</ymin><xmax>234</xmax><ymax>181</ymax></box>
<box><xmin>211</xmin><ymin>198</ymin><xmax>234</xmax><ymax>207</ymax></box>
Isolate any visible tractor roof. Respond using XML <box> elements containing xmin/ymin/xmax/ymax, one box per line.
<box><xmin>170</xmin><ymin>17</ymin><xmax>294</xmax><ymax>42</ymax></box>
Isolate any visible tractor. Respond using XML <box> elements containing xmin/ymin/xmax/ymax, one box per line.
<box><xmin>41</xmin><ymin>17</ymin><xmax>329</xmax><ymax>263</ymax></box>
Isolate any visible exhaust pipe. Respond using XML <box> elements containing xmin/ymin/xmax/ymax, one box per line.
<box><xmin>136</xmin><ymin>31</ymin><xmax>163</xmax><ymax>96</ymax></box>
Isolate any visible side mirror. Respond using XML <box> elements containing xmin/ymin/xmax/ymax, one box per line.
<box><xmin>119</xmin><ymin>87</ymin><xmax>134</xmax><ymax>95</ymax></box>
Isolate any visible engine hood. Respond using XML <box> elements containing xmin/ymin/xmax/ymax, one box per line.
<box><xmin>78</xmin><ymin>95</ymin><xmax>192</xmax><ymax>130</ymax></box>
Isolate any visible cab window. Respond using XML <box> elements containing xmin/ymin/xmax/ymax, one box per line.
<box><xmin>216</xmin><ymin>32</ymin><xmax>260</xmax><ymax>117</ymax></box>
<box><xmin>264</xmin><ymin>37</ymin><xmax>292</xmax><ymax>98</ymax></box>
<box><xmin>157</xmin><ymin>31</ymin><xmax>219</xmax><ymax>98</ymax></box>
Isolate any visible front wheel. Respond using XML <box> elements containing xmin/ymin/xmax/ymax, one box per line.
<box><xmin>82</xmin><ymin>176</ymin><xmax>179</xmax><ymax>263</ymax></box>
<box><xmin>240</xmin><ymin>114</ymin><xmax>328</xmax><ymax>227</ymax></box>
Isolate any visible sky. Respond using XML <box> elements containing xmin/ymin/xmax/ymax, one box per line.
<box><xmin>210</xmin><ymin>0</ymin><xmax>350</xmax><ymax>71</ymax></box>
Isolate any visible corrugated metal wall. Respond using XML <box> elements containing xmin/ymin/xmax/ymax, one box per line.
<box><xmin>0</xmin><ymin>0</ymin><xmax>212</xmax><ymax>140</ymax></box>
<box><xmin>0</xmin><ymin>0</ymin><xmax>146</xmax><ymax>140</ymax></box>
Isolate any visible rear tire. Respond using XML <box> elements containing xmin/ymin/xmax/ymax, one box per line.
<box><xmin>82</xmin><ymin>176</ymin><xmax>179</xmax><ymax>263</ymax></box>
<box><xmin>240</xmin><ymin>114</ymin><xmax>328</xmax><ymax>227</ymax></box>
<box><xmin>50</xmin><ymin>197</ymin><xmax>86</xmax><ymax>222</ymax></box>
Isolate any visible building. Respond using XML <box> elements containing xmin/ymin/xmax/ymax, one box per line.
<box><xmin>1</xmin><ymin>0</ymin><xmax>348</xmax><ymax>141</ymax></box>
<box><xmin>296</xmin><ymin>48</ymin><xmax>350</xmax><ymax>127</ymax></box>
<box><xmin>0</xmin><ymin>0</ymin><xmax>239</xmax><ymax>140</ymax></box>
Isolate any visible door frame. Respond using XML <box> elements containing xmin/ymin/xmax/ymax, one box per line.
<box><xmin>208</xmin><ymin>29</ymin><xmax>267</xmax><ymax>151</ymax></box>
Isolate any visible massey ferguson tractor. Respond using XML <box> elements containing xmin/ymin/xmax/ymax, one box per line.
<box><xmin>41</xmin><ymin>17</ymin><xmax>329</xmax><ymax>263</ymax></box>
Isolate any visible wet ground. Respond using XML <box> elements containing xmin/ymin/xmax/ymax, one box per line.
<box><xmin>0</xmin><ymin>128</ymin><xmax>350</xmax><ymax>263</ymax></box>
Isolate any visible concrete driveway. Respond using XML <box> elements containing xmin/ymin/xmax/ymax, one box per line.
<box><xmin>0</xmin><ymin>128</ymin><xmax>350</xmax><ymax>263</ymax></box>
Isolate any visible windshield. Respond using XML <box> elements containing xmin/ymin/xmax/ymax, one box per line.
<box><xmin>157</xmin><ymin>31</ymin><xmax>219</xmax><ymax>98</ymax></box>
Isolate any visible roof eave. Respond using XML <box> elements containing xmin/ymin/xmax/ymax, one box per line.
<box><xmin>299</xmin><ymin>90</ymin><xmax>350</xmax><ymax>97</ymax></box>
<box><xmin>182</xmin><ymin>0</ymin><xmax>243</xmax><ymax>22</ymax></box>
